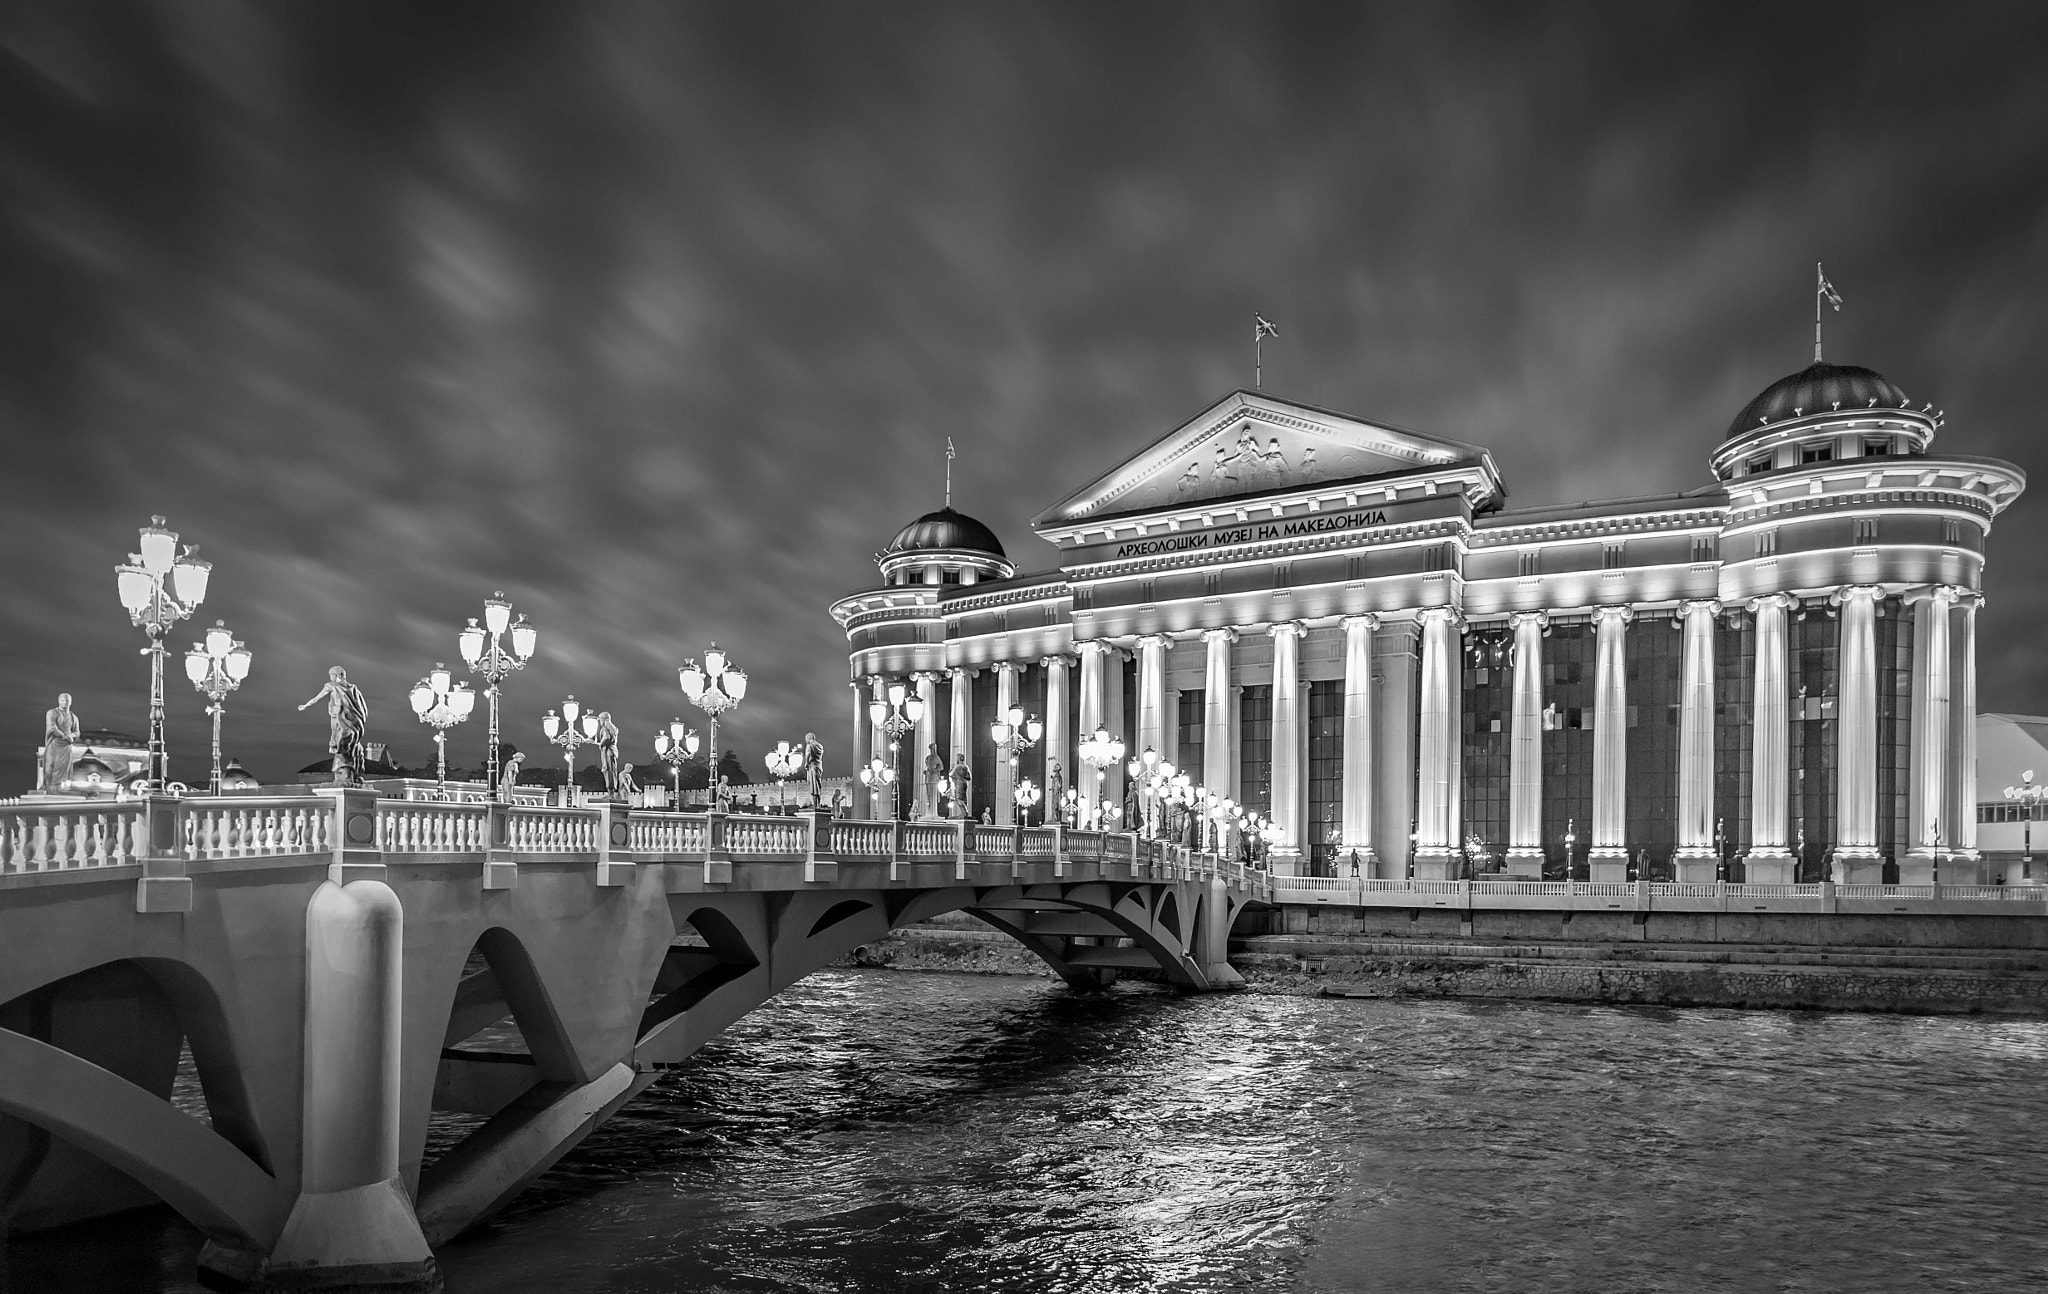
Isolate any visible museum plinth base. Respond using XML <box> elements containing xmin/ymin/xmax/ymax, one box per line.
<box><xmin>1741</xmin><ymin>848</ymin><xmax>1795</xmax><ymax>885</ymax></box>
<box><xmin>1829</xmin><ymin>849</ymin><xmax>1884</xmax><ymax>886</ymax></box>
<box><xmin>1502</xmin><ymin>846</ymin><xmax>1544</xmax><ymax>880</ymax></box>
<box><xmin>1588</xmin><ymin>848</ymin><xmax>1629</xmax><ymax>884</ymax></box>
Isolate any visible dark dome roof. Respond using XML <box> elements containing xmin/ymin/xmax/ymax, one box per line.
<box><xmin>884</xmin><ymin>507</ymin><xmax>1006</xmax><ymax>560</ymax></box>
<box><xmin>1725</xmin><ymin>362</ymin><xmax>1910</xmax><ymax>441</ymax></box>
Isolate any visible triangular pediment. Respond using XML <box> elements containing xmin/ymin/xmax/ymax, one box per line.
<box><xmin>1032</xmin><ymin>390</ymin><xmax>1500</xmax><ymax>531</ymax></box>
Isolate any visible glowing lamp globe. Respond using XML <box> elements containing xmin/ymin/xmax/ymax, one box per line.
<box><xmin>225</xmin><ymin>642</ymin><xmax>252</xmax><ymax>682</ymax></box>
<box><xmin>510</xmin><ymin>615</ymin><xmax>537</xmax><ymax>660</ymax></box>
<box><xmin>484</xmin><ymin>592</ymin><xmax>512</xmax><ymax>636</ymax></box>
<box><xmin>205</xmin><ymin>620</ymin><xmax>234</xmax><ymax>659</ymax></box>
<box><xmin>172</xmin><ymin>554</ymin><xmax>210</xmax><ymax>605</ymax></box>
<box><xmin>184</xmin><ymin>646</ymin><xmax>210</xmax><ymax>684</ymax></box>
<box><xmin>410</xmin><ymin>681</ymin><xmax>437</xmax><ymax>716</ymax></box>
<box><xmin>117</xmin><ymin>565</ymin><xmax>153</xmax><ymax>615</ymax></box>
<box><xmin>724</xmin><ymin>668</ymin><xmax>747</xmax><ymax>701</ymax></box>
<box><xmin>459</xmin><ymin>619</ymin><xmax>486</xmax><ymax>666</ymax></box>
<box><xmin>542</xmin><ymin>711</ymin><xmax>561</xmax><ymax>739</ymax></box>
<box><xmin>139</xmin><ymin>518</ymin><xmax>176</xmax><ymax>575</ymax></box>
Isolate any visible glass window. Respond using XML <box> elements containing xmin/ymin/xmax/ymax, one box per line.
<box><xmin>1801</xmin><ymin>444</ymin><xmax>1834</xmax><ymax>464</ymax></box>
<box><xmin>1239</xmin><ymin>686</ymin><xmax>1272</xmax><ymax>818</ymax></box>
<box><xmin>1862</xmin><ymin>438</ymin><xmax>1891</xmax><ymax>457</ymax></box>
<box><xmin>1747</xmin><ymin>455</ymin><xmax>1773</xmax><ymax>475</ymax></box>
<box><xmin>1308</xmin><ymin>680</ymin><xmax>1344</xmax><ymax>875</ymax></box>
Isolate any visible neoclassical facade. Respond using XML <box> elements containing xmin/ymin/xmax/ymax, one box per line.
<box><xmin>830</xmin><ymin>360</ymin><xmax>2024</xmax><ymax>885</ymax></box>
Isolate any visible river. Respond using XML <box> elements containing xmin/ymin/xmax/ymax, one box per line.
<box><xmin>9</xmin><ymin>970</ymin><xmax>2047</xmax><ymax>1292</ymax></box>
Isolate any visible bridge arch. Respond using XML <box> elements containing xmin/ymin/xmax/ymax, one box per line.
<box><xmin>0</xmin><ymin>957</ymin><xmax>280</xmax><ymax>1249</ymax></box>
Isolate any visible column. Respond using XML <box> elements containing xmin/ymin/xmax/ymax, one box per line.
<box><xmin>1948</xmin><ymin>593</ymin><xmax>1982</xmax><ymax>879</ymax></box>
<box><xmin>1135</xmin><ymin>634</ymin><xmax>1171</xmax><ymax>763</ymax></box>
<box><xmin>1830</xmin><ymin>585</ymin><xmax>1883</xmax><ymax>882</ymax></box>
<box><xmin>1504</xmin><ymin>611</ymin><xmax>1547</xmax><ymax>878</ymax></box>
<box><xmin>869</xmin><ymin>676</ymin><xmax>895</xmax><ymax>820</ymax></box>
<box><xmin>1340</xmin><ymin>615</ymin><xmax>1377</xmax><ymax>872</ymax></box>
<box><xmin>1102</xmin><ymin>650</ymin><xmax>1128</xmax><ymax>825</ymax></box>
<box><xmin>1269</xmin><ymin>621</ymin><xmax>1305</xmax><ymax>874</ymax></box>
<box><xmin>1042</xmin><ymin>655</ymin><xmax>1070</xmax><ymax>822</ymax></box>
<box><xmin>1588</xmin><ymin>605</ymin><xmax>1633</xmax><ymax>882</ymax></box>
<box><xmin>1674</xmin><ymin>600</ymin><xmax>1721</xmax><ymax>881</ymax></box>
<box><xmin>1901</xmin><ymin>586</ymin><xmax>1956</xmax><ymax>882</ymax></box>
<box><xmin>850</xmin><ymin>680</ymin><xmax>870</xmax><ymax>819</ymax></box>
<box><xmin>948</xmin><ymin>665</ymin><xmax>973</xmax><ymax>820</ymax></box>
<box><xmin>1075</xmin><ymin>642</ymin><xmax>1104</xmax><ymax>819</ymax></box>
<box><xmin>1744</xmin><ymin>593</ymin><xmax>1796</xmax><ymax>882</ymax></box>
<box><xmin>912</xmin><ymin>671</ymin><xmax>941</xmax><ymax>818</ymax></box>
<box><xmin>994</xmin><ymin>661</ymin><xmax>1019</xmax><ymax>825</ymax></box>
<box><xmin>1203</xmin><ymin>630</ymin><xmax>1238</xmax><ymax>800</ymax></box>
<box><xmin>1413</xmin><ymin>607</ymin><xmax>1461</xmax><ymax>878</ymax></box>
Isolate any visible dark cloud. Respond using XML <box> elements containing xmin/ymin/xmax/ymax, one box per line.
<box><xmin>2</xmin><ymin>1</ymin><xmax>2045</xmax><ymax>789</ymax></box>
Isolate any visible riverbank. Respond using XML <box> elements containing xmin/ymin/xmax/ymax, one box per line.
<box><xmin>844</xmin><ymin>916</ymin><xmax>2048</xmax><ymax>1014</ymax></box>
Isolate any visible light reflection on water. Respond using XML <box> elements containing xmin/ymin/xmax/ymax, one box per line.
<box><xmin>9</xmin><ymin>971</ymin><xmax>2048</xmax><ymax>1292</ymax></box>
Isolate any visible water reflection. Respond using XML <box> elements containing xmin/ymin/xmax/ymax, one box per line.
<box><xmin>9</xmin><ymin>973</ymin><xmax>2047</xmax><ymax>1293</ymax></box>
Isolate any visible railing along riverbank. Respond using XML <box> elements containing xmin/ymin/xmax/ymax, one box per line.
<box><xmin>1265</xmin><ymin>873</ymin><xmax>2048</xmax><ymax>916</ymax></box>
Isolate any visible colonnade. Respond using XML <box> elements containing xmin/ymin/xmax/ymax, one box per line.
<box><xmin>853</xmin><ymin>584</ymin><xmax>1979</xmax><ymax>883</ymax></box>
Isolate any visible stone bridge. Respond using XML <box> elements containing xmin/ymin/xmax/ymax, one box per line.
<box><xmin>0</xmin><ymin>790</ymin><xmax>1263</xmax><ymax>1290</ymax></box>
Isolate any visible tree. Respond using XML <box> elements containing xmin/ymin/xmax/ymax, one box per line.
<box><xmin>716</xmin><ymin>748</ymin><xmax>747</xmax><ymax>787</ymax></box>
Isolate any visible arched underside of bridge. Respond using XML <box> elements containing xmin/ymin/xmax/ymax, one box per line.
<box><xmin>412</xmin><ymin>878</ymin><xmax>1246</xmax><ymax>1246</ymax></box>
<box><xmin>0</xmin><ymin>958</ymin><xmax>282</xmax><ymax>1252</ymax></box>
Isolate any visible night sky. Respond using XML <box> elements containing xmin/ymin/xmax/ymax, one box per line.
<box><xmin>3</xmin><ymin>1</ymin><xmax>2045</xmax><ymax>792</ymax></box>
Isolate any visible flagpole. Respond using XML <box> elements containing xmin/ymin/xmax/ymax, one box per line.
<box><xmin>1815</xmin><ymin>262</ymin><xmax>1824</xmax><ymax>364</ymax></box>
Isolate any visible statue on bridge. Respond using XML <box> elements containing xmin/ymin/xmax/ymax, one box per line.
<box><xmin>803</xmin><ymin>731</ymin><xmax>826</xmax><ymax>808</ymax></box>
<box><xmin>298</xmin><ymin>667</ymin><xmax>369</xmax><ymax>786</ymax></box>
<box><xmin>617</xmin><ymin>760</ymin><xmax>637</xmax><ymax>802</ymax></box>
<box><xmin>593</xmin><ymin>710</ymin><xmax>622</xmax><ymax>797</ymax></box>
<box><xmin>948</xmin><ymin>752</ymin><xmax>972</xmax><ymax>819</ymax></box>
<box><xmin>497</xmin><ymin>750</ymin><xmax>525</xmax><ymax>802</ymax></box>
<box><xmin>922</xmin><ymin>743</ymin><xmax>945</xmax><ymax>818</ymax></box>
<box><xmin>41</xmin><ymin>693</ymin><xmax>79</xmax><ymax>793</ymax></box>
<box><xmin>1046</xmin><ymin>759</ymin><xmax>1065</xmax><ymax>825</ymax></box>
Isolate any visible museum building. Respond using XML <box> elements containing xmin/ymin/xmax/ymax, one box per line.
<box><xmin>829</xmin><ymin>359</ymin><xmax>2025</xmax><ymax>885</ymax></box>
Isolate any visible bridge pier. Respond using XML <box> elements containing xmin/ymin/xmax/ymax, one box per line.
<box><xmin>257</xmin><ymin>871</ymin><xmax>438</xmax><ymax>1292</ymax></box>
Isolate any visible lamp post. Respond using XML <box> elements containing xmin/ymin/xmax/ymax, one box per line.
<box><xmin>869</xmin><ymin>681</ymin><xmax>924</xmax><ymax>818</ymax></box>
<box><xmin>182</xmin><ymin>619</ymin><xmax>251</xmax><ymax>797</ymax></box>
<box><xmin>765</xmin><ymin>740</ymin><xmax>806</xmax><ymax>812</ymax></box>
<box><xmin>857</xmin><ymin>756</ymin><xmax>896</xmax><ymax>818</ymax></box>
<box><xmin>116</xmin><ymin>516</ymin><xmax>213</xmax><ymax>788</ymax></box>
<box><xmin>679</xmin><ymin>644</ymin><xmax>747</xmax><ymax>781</ymax></box>
<box><xmin>458</xmin><ymin>592</ymin><xmax>538</xmax><ymax>792</ymax></box>
<box><xmin>990</xmin><ymin>704</ymin><xmax>1042</xmax><ymax>771</ymax></box>
<box><xmin>541</xmin><ymin>697</ymin><xmax>598</xmax><ymax>805</ymax></box>
<box><xmin>1077</xmin><ymin>725</ymin><xmax>1126</xmax><ymax>815</ymax></box>
<box><xmin>1207</xmin><ymin>793</ymin><xmax>1235</xmax><ymax>855</ymax></box>
<box><xmin>408</xmin><ymin>664</ymin><xmax>476</xmax><ymax>794</ymax></box>
<box><xmin>2004</xmin><ymin>770</ymin><xmax>2045</xmax><ymax>882</ymax></box>
<box><xmin>653</xmin><ymin>720</ymin><xmax>700</xmax><ymax>807</ymax></box>
<box><xmin>1059</xmin><ymin>786</ymin><xmax>1081</xmax><ymax>828</ymax></box>
<box><xmin>1014</xmin><ymin>777</ymin><xmax>1042</xmax><ymax>826</ymax></box>
<box><xmin>1563</xmin><ymin>818</ymin><xmax>1577</xmax><ymax>882</ymax></box>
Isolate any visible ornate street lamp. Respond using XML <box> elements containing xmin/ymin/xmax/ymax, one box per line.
<box><xmin>1077</xmin><ymin>725</ymin><xmax>1126</xmax><ymax>810</ymax></box>
<box><xmin>1126</xmin><ymin>746</ymin><xmax>1162</xmax><ymax>835</ymax></box>
<box><xmin>541</xmin><ymin>696</ymin><xmax>599</xmax><ymax>805</ymax></box>
<box><xmin>989</xmin><ymin>704</ymin><xmax>1042</xmax><ymax>770</ymax></box>
<box><xmin>408</xmin><ymin>663</ymin><xmax>476</xmax><ymax>794</ymax></box>
<box><xmin>116</xmin><ymin>516</ymin><xmax>212</xmax><ymax>787</ymax></box>
<box><xmin>1014</xmin><ymin>777</ymin><xmax>1042</xmax><ymax>826</ymax></box>
<box><xmin>458</xmin><ymin>592</ymin><xmax>538</xmax><ymax>792</ymax></box>
<box><xmin>1562</xmin><ymin>818</ymin><xmax>1577</xmax><ymax>882</ymax></box>
<box><xmin>182</xmin><ymin>619</ymin><xmax>251</xmax><ymax>796</ymax></box>
<box><xmin>653</xmin><ymin>720</ymin><xmax>700</xmax><ymax>806</ymax></box>
<box><xmin>679</xmin><ymin>644</ymin><xmax>747</xmax><ymax>777</ymax></box>
<box><xmin>765</xmin><ymin>740</ymin><xmax>807</xmax><ymax>811</ymax></box>
<box><xmin>2004</xmin><ymin>770</ymin><xmax>2045</xmax><ymax>881</ymax></box>
<box><xmin>857</xmin><ymin>755</ymin><xmax>896</xmax><ymax>817</ymax></box>
<box><xmin>869</xmin><ymin>681</ymin><xmax>923</xmax><ymax>818</ymax></box>
<box><xmin>1059</xmin><ymin>786</ymin><xmax>1082</xmax><ymax>828</ymax></box>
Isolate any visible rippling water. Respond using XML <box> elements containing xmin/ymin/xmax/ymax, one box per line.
<box><xmin>10</xmin><ymin>971</ymin><xmax>2048</xmax><ymax>1292</ymax></box>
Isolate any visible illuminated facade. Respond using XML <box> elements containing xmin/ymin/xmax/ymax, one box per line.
<box><xmin>831</xmin><ymin>362</ymin><xmax>2025</xmax><ymax>884</ymax></box>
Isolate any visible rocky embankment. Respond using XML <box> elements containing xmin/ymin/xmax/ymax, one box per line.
<box><xmin>843</xmin><ymin>918</ymin><xmax>2048</xmax><ymax>1014</ymax></box>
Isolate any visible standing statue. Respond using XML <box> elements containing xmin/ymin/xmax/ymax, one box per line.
<box><xmin>42</xmin><ymin>693</ymin><xmax>79</xmax><ymax>793</ymax></box>
<box><xmin>922</xmin><ymin>743</ymin><xmax>946</xmax><ymax>818</ymax></box>
<box><xmin>713</xmin><ymin>775</ymin><xmax>733</xmax><ymax>814</ymax></box>
<box><xmin>1045</xmin><ymin>758</ymin><xmax>1066</xmax><ymax>824</ymax></box>
<box><xmin>298</xmin><ymin>667</ymin><xmax>369</xmax><ymax>786</ymax></box>
<box><xmin>617</xmin><ymin>761</ymin><xmax>638</xmax><ymax>803</ymax></box>
<box><xmin>497</xmin><ymin>750</ymin><xmax>526</xmax><ymax>802</ymax></box>
<box><xmin>948</xmin><ymin>753</ymin><xmax>973</xmax><ymax>820</ymax></box>
<box><xmin>803</xmin><ymin>731</ymin><xmax>826</xmax><ymax>808</ymax></box>
<box><xmin>594</xmin><ymin>710</ymin><xmax>622</xmax><ymax>796</ymax></box>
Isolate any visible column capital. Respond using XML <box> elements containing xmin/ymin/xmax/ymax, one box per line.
<box><xmin>1340</xmin><ymin>613</ymin><xmax>1379</xmax><ymax>633</ymax></box>
<box><xmin>1592</xmin><ymin>604</ymin><xmax>1634</xmax><ymax>626</ymax></box>
<box><xmin>1134</xmin><ymin>633</ymin><xmax>1173</xmax><ymax>651</ymax></box>
<box><xmin>1074</xmin><ymin>639</ymin><xmax>1107</xmax><ymax>658</ymax></box>
<box><xmin>1748</xmin><ymin>591</ymin><xmax>1796</xmax><ymax>616</ymax></box>
<box><xmin>1678</xmin><ymin>599</ymin><xmax>1722</xmax><ymax>619</ymax></box>
<box><xmin>1830</xmin><ymin>583</ymin><xmax>1885</xmax><ymax>608</ymax></box>
<box><xmin>1039</xmin><ymin>654</ymin><xmax>1072</xmax><ymax>671</ymax></box>
<box><xmin>947</xmin><ymin>663</ymin><xmax>976</xmax><ymax>680</ymax></box>
<box><xmin>1268</xmin><ymin>620</ymin><xmax>1306</xmax><ymax>641</ymax></box>
<box><xmin>909</xmin><ymin>670</ymin><xmax>943</xmax><ymax>685</ymax></box>
<box><xmin>1416</xmin><ymin>605</ymin><xmax>1462</xmax><ymax>628</ymax></box>
<box><xmin>1201</xmin><ymin>627</ymin><xmax>1241</xmax><ymax>645</ymax></box>
<box><xmin>991</xmin><ymin>659</ymin><xmax>1021</xmax><ymax>677</ymax></box>
<box><xmin>1507</xmin><ymin>610</ymin><xmax>1549</xmax><ymax>631</ymax></box>
<box><xmin>1902</xmin><ymin>583</ymin><xmax>1962</xmax><ymax>606</ymax></box>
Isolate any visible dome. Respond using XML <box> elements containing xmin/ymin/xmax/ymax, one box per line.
<box><xmin>1725</xmin><ymin>362</ymin><xmax>1911</xmax><ymax>441</ymax></box>
<box><xmin>884</xmin><ymin>507</ymin><xmax>1006</xmax><ymax>560</ymax></box>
